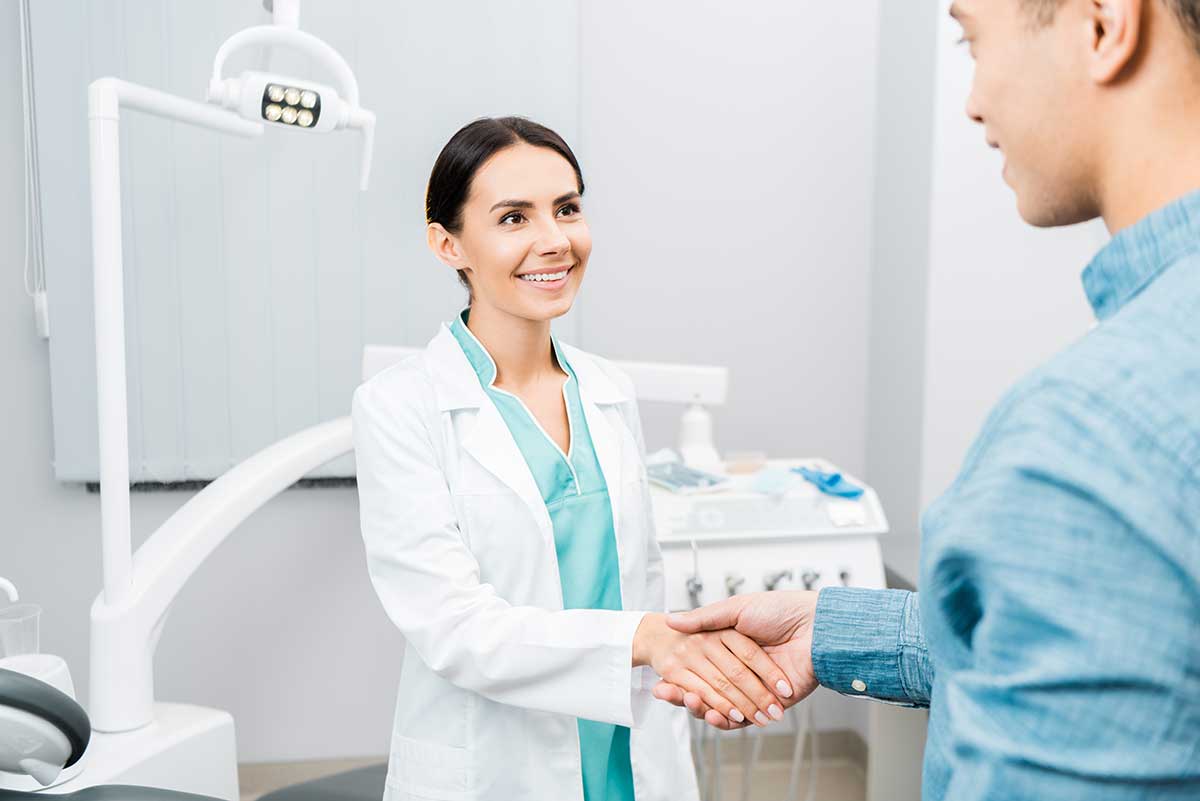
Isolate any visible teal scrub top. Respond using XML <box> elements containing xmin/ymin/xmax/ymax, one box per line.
<box><xmin>450</xmin><ymin>312</ymin><xmax>636</xmax><ymax>801</ymax></box>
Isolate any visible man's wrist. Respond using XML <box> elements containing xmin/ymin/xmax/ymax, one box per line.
<box><xmin>811</xmin><ymin>587</ymin><xmax>917</xmax><ymax>703</ymax></box>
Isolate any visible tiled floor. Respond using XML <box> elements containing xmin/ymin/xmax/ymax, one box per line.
<box><xmin>239</xmin><ymin>739</ymin><xmax>866</xmax><ymax>801</ymax></box>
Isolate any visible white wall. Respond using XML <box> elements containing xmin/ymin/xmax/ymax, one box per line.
<box><xmin>865</xmin><ymin>1</ymin><xmax>1105</xmax><ymax>584</ymax></box>
<box><xmin>577</xmin><ymin>0</ymin><xmax>880</xmax><ymax>475</ymax></box>
<box><xmin>864</xmin><ymin>0</ymin><xmax>940</xmax><ymax>584</ymax></box>
<box><xmin>918</xmin><ymin>4</ymin><xmax>1104</xmax><ymax>519</ymax></box>
<box><xmin>1</xmin><ymin>1</ymin><xmax>884</xmax><ymax>762</ymax></box>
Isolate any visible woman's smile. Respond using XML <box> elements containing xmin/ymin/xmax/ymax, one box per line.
<box><xmin>516</xmin><ymin>263</ymin><xmax>575</xmax><ymax>291</ymax></box>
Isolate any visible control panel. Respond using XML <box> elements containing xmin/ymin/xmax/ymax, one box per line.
<box><xmin>650</xmin><ymin>459</ymin><xmax>890</xmax><ymax>611</ymax></box>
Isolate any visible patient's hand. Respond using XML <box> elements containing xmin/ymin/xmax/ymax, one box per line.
<box><xmin>633</xmin><ymin>613</ymin><xmax>793</xmax><ymax>727</ymax></box>
<box><xmin>651</xmin><ymin>591</ymin><xmax>819</xmax><ymax>729</ymax></box>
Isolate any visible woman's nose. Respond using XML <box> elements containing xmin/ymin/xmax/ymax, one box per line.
<box><xmin>534</xmin><ymin>220</ymin><xmax>571</xmax><ymax>256</ymax></box>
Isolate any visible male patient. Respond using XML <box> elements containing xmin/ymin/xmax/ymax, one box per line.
<box><xmin>656</xmin><ymin>0</ymin><xmax>1200</xmax><ymax>798</ymax></box>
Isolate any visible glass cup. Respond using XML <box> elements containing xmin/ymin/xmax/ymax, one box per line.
<box><xmin>0</xmin><ymin>602</ymin><xmax>42</xmax><ymax>659</ymax></box>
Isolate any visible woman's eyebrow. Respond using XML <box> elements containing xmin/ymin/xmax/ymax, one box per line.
<box><xmin>489</xmin><ymin>192</ymin><xmax>581</xmax><ymax>213</ymax></box>
<box><xmin>489</xmin><ymin>199</ymin><xmax>533</xmax><ymax>212</ymax></box>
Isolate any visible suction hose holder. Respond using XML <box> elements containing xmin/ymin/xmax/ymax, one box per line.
<box><xmin>205</xmin><ymin>24</ymin><xmax>375</xmax><ymax>189</ymax></box>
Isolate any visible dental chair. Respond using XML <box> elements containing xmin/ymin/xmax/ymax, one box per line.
<box><xmin>0</xmin><ymin>668</ymin><xmax>215</xmax><ymax>801</ymax></box>
<box><xmin>0</xmin><ymin>665</ymin><xmax>387</xmax><ymax>800</ymax></box>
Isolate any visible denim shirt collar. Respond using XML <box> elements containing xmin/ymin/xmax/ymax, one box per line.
<box><xmin>1082</xmin><ymin>189</ymin><xmax>1200</xmax><ymax>321</ymax></box>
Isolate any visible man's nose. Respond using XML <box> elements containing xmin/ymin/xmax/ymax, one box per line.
<box><xmin>965</xmin><ymin>91</ymin><xmax>984</xmax><ymax>125</ymax></box>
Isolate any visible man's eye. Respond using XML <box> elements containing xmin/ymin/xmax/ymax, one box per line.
<box><xmin>500</xmin><ymin>212</ymin><xmax>525</xmax><ymax>225</ymax></box>
<box><xmin>557</xmin><ymin>203</ymin><xmax>580</xmax><ymax>218</ymax></box>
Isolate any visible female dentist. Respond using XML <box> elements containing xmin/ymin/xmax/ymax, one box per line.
<box><xmin>352</xmin><ymin>117</ymin><xmax>793</xmax><ymax>801</ymax></box>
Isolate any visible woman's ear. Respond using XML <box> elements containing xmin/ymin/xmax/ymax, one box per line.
<box><xmin>426</xmin><ymin>223</ymin><xmax>472</xmax><ymax>280</ymax></box>
<box><xmin>1088</xmin><ymin>0</ymin><xmax>1143</xmax><ymax>84</ymax></box>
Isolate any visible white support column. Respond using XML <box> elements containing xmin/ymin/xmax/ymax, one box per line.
<box><xmin>87</xmin><ymin>81</ymin><xmax>132</xmax><ymax>608</ymax></box>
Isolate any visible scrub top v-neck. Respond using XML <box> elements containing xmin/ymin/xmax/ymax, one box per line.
<box><xmin>449</xmin><ymin>311</ymin><xmax>636</xmax><ymax>801</ymax></box>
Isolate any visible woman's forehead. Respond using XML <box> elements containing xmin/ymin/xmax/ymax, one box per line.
<box><xmin>468</xmin><ymin>144</ymin><xmax>578</xmax><ymax>203</ymax></box>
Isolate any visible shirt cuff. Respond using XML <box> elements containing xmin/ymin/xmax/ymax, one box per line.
<box><xmin>811</xmin><ymin>587</ymin><xmax>932</xmax><ymax>707</ymax></box>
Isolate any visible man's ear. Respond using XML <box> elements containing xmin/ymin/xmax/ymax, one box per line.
<box><xmin>1088</xmin><ymin>0</ymin><xmax>1143</xmax><ymax>84</ymax></box>
<box><xmin>426</xmin><ymin>223</ymin><xmax>472</xmax><ymax>279</ymax></box>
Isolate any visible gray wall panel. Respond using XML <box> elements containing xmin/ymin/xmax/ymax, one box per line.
<box><xmin>33</xmin><ymin>0</ymin><xmax>580</xmax><ymax>482</ymax></box>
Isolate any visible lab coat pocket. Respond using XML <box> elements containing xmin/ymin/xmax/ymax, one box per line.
<box><xmin>385</xmin><ymin>735</ymin><xmax>473</xmax><ymax>800</ymax></box>
<box><xmin>459</xmin><ymin>492</ymin><xmax>545</xmax><ymax>575</ymax></box>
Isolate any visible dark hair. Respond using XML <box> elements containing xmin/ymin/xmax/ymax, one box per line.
<box><xmin>1023</xmin><ymin>0</ymin><xmax>1200</xmax><ymax>55</ymax></box>
<box><xmin>426</xmin><ymin>116</ymin><xmax>586</xmax><ymax>291</ymax></box>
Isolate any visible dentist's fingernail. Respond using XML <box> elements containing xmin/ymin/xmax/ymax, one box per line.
<box><xmin>769</xmin><ymin>704</ymin><xmax>784</xmax><ymax>721</ymax></box>
<box><xmin>755</xmin><ymin>711</ymin><xmax>770</xmax><ymax>726</ymax></box>
<box><xmin>776</xmin><ymin>680</ymin><xmax>793</xmax><ymax>697</ymax></box>
<box><xmin>729</xmin><ymin>708</ymin><xmax>745</xmax><ymax>723</ymax></box>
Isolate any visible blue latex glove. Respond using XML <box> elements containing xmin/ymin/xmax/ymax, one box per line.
<box><xmin>792</xmin><ymin>466</ymin><xmax>864</xmax><ymax>499</ymax></box>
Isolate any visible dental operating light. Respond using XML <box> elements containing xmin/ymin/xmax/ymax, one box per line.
<box><xmin>84</xmin><ymin>0</ymin><xmax>376</xmax><ymax>758</ymax></box>
<box><xmin>204</xmin><ymin>6</ymin><xmax>376</xmax><ymax>189</ymax></box>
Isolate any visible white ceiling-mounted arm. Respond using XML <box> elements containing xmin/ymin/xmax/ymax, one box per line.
<box><xmin>349</xmin><ymin>106</ymin><xmax>376</xmax><ymax>191</ymax></box>
<box><xmin>209</xmin><ymin>26</ymin><xmax>358</xmax><ymax>106</ymax></box>
<box><xmin>205</xmin><ymin>25</ymin><xmax>376</xmax><ymax>190</ymax></box>
<box><xmin>263</xmin><ymin>0</ymin><xmax>300</xmax><ymax>29</ymax></box>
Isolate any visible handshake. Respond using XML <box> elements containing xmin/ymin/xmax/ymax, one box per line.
<box><xmin>632</xmin><ymin>590</ymin><xmax>820</xmax><ymax>730</ymax></box>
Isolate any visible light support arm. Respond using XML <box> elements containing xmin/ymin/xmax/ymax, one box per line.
<box><xmin>88</xmin><ymin>417</ymin><xmax>352</xmax><ymax>732</ymax></box>
<box><xmin>87</xmin><ymin>78</ymin><xmax>263</xmax><ymax>610</ymax></box>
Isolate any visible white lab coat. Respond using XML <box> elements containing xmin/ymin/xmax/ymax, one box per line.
<box><xmin>352</xmin><ymin>323</ymin><xmax>699</xmax><ymax>801</ymax></box>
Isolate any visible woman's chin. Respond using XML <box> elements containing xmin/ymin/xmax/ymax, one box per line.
<box><xmin>507</xmin><ymin>283</ymin><xmax>579</xmax><ymax>321</ymax></box>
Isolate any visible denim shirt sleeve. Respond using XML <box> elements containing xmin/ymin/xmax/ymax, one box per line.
<box><xmin>811</xmin><ymin>587</ymin><xmax>933</xmax><ymax>707</ymax></box>
<box><xmin>923</xmin><ymin>377</ymin><xmax>1200</xmax><ymax>800</ymax></box>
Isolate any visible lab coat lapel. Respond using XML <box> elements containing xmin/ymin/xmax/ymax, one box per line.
<box><xmin>461</xmin><ymin>399</ymin><xmax>553</xmax><ymax>544</ymax></box>
<box><xmin>427</xmin><ymin>324</ymin><xmax>553</xmax><ymax>544</ymax></box>
<box><xmin>580</xmin><ymin>393</ymin><xmax>623</xmax><ymax>544</ymax></box>
<box><xmin>565</xmin><ymin>345</ymin><xmax>633</xmax><ymax>546</ymax></box>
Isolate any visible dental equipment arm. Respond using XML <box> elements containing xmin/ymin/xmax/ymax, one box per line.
<box><xmin>87</xmin><ymin>79</ymin><xmax>262</xmax><ymax>617</ymax></box>
<box><xmin>86</xmin><ymin>6</ymin><xmax>374</xmax><ymax>735</ymax></box>
<box><xmin>87</xmin><ymin>418</ymin><xmax>351</xmax><ymax>732</ymax></box>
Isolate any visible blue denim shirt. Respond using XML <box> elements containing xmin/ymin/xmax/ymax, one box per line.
<box><xmin>812</xmin><ymin>191</ymin><xmax>1200</xmax><ymax>800</ymax></box>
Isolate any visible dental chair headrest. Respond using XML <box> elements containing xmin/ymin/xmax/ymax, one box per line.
<box><xmin>0</xmin><ymin>667</ymin><xmax>90</xmax><ymax>771</ymax></box>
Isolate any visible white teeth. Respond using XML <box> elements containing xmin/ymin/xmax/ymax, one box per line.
<box><xmin>520</xmin><ymin>269</ymin><xmax>569</xmax><ymax>283</ymax></box>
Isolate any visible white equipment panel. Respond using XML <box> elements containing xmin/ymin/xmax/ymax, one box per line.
<box><xmin>652</xmin><ymin>458</ymin><xmax>925</xmax><ymax>801</ymax></box>
<box><xmin>653</xmin><ymin>459</ymin><xmax>890</xmax><ymax>611</ymax></box>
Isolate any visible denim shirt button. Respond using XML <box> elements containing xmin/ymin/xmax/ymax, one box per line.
<box><xmin>851</xmin><ymin>679</ymin><xmax>867</xmax><ymax>692</ymax></box>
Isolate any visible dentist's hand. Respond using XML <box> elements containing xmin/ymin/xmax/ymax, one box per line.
<box><xmin>633</xmin><ymin>613</ymin><xmax>793</xmax><ymax>727</ymax></box>
<box><xmin>652</xmin><ymin>591</ymin><xmax>819</xmax><ymax>729</ymax></box>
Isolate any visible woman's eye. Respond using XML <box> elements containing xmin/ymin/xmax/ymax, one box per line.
<box><xmin>499</xmin><ymin>212</ymin><xmax>525</xmax><ymax>225</ymax></box>
<box><xmin>557</xmin><ymin>203</ymin><xmax>581</xmax><ymax>218</ymax></box>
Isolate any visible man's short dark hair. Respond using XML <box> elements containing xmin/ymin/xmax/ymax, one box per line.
<box><xmin>1023</xmin><ymin>0</ymin><xmax>1200</xmax><ymax>55</ymax></box>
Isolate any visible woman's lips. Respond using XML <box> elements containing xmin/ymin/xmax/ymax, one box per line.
<box><xmin>516</xmin><ymin>266</ymin><xmax>573</xmax><ymax>291</ymax></box>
